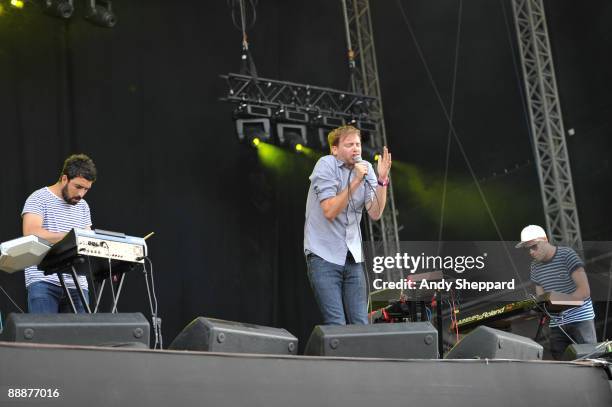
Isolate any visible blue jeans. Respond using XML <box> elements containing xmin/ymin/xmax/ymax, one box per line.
<box><xmin>306</xmin><ymin>252</ymin><xmax>368</xmax><ymax>325</ymax></box>
<box><xmin>549</xmin><ymin>319</ymin><xmax>597</xmax><ymax>360</ymax></box>
<box><xmin>28</xmin><ymin>281</ymin><xmax>89</xmax><ymax>313</ymax></box>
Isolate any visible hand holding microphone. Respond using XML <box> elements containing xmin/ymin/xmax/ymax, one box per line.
<box><xmin>353</xmin><ymin>156</ymin><xmax>368</xmax><ymax>181</ymax></box>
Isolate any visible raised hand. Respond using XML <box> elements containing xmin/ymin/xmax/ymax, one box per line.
<box><xmin>377</xmin><ymin>146</ymin><xmax>392</xmax><ymax>181</ymax></box>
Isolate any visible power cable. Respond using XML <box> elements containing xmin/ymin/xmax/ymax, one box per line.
<box><xmin>0</xmin><ymin>285</ymin><xmax>25</xmax><ymax>313</ymax></box>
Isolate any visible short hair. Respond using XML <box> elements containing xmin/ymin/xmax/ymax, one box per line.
<box><xmin>60</xmin><ymin>154</ymin><xmax>97</xmax><ymax>182</ymax></box>
<box><xmin>327</xmin><ymin>125</ymin><xmax>361</xmax><ymax>151</ymax></box>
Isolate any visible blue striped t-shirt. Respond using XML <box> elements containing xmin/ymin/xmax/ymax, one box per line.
<box><xmin>530</xmin><ymin>246</ymin><xmax>595</xmax><ymax>327</ymax></box>
<box><xmin>22</xmin><ymin>187</ymin><xmax>92</xmax><ymax>289</ymax></box>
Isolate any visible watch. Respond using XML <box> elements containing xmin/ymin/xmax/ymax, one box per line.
<box><xmin>377</xmin><ymin>177</ymin><xmax>390</xmax><ymax>187</ymax></box>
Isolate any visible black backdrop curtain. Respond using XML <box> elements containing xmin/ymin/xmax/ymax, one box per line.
<box><xmin>1</xmin><ymin>0</ymin><xmax>611</xmax><ymax>348</ymax></box>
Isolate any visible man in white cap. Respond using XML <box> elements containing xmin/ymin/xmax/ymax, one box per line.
<box><xmin>516</xmin><ymin>225</ymin><xmax>596</xmax><ymax>359</ymax></box>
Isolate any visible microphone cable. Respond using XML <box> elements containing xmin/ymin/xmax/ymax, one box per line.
<box><xmin>346</xmin><ymin>164</ymin><xmax>374</xmax><ymax>322</ymax></box>
<box><xmin>349</xmin><ymin>160</ymin><xmax>387</xmax><ymax>322</ymax></box>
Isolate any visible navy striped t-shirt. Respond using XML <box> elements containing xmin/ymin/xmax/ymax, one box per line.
<box><xmin>22</xmin><ymin>187</ymin><xmax>92</xmax><ymax>289</ymax></box>
<box><xmin>530</xmin><ymin>246</ymin><xmax>595</xmax><ymax>327</ymax></box>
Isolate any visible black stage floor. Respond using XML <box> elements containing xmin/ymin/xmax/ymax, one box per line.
<box><xmin>1</xmin><ymin>341</ymin><xmax>611</xmax><ymax>407</ymax></box>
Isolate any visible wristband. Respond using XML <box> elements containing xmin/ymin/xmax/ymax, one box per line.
<box><xmin>377</xmin><ymin>178</ymin><xmax>390</xmax><ymax>187</ymax></box>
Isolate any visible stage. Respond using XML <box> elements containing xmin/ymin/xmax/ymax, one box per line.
<box><xmin>1</xmin><ymin>341</ymin><xmax>611</xmax><ymax>406</ymax></box>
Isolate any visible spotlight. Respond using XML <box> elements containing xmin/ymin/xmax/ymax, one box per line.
<box><xmin>321</xmin><ymin>116</ymin><xmax>344</xmax><ymax>128</ymax></box>
<box><xmin>276</xmin><ymin>108</ymin><xmax>308</xmax><ymax>123</ymax></box>
<box><xmin>246</xmin><ymin>105</ymin><xmax>272</xmax><ymax>117</ymax></box>
<box><xmin>358</xmin><ymin>120</ymin><xmax>377</xmax><ymax>133</ymax></box>
<box><xmin>85</xmin><ymin>0</ymin><xmax>116</xmax><ymax>28</ymax></box>
<box><xmin>316</xmin><ymin>128</ymin><xmax>330</xmax><ymax>150</ymax></box>
<box><xmin>236</xmin><ymin>118</ymin><xmax>271</xmax><ymax>147</ymax></box>
<box><xmin>277</xmin><ymin>123</ymin><xmax>307</xmax><ymax>152</ymax></box>
<box><xmin>361</xmin><ymin>145</ymin><xmax>380</xmax><ymax>162</ymax></box>
<box><xmin>43</xmin><ymin>0</ymin><xmax>74</xmax><ymax>19</ymax></box>
<box><xmin>10</xmin><ymin>0</ymin><xmax>25</xmax><ymax>9</ymax></box>
<box><xmin>313</xmin><ymin>117</ymin><xmax>345</xmax><ymax>152</ymax></box>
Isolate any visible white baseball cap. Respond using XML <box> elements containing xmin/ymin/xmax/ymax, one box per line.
<box><xmin>515</xmin><ymin>225</ymin><xmax>547</xmax><ymax>248</ymax></box>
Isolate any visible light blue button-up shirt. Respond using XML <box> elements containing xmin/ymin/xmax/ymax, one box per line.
<box><xmin>304</xmin><ymin>155</ymin><xmax>377</xmax><ymax>266</ymax></box>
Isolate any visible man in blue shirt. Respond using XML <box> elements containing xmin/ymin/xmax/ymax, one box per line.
<box><xmin>304</xmin><ymin>125</ymin><xmax>392</xmax><ymax>325</ymax></box>
<box><xmin>516</xmin><ymin>225</ymin><xmax>596</xmax><ymax>359</ymax></box>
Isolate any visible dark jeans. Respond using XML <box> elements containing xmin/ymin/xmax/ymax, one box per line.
<box><xmin>306</xmin><ymin>252</ymin><xmax>368</xmax><ymax>325</ymax></box>
<box><xmin>28</xmin><ymin>281</ymin><xmax>89</xmax><ymax>313</ymax></box>
<box><xmin>549</xmin><ymin>319</ymin><xmax>597</xmax><ymax>360</ymax></box>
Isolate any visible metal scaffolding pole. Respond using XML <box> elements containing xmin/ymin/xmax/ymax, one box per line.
<box><xmin>342</xmin><ymin>0</ymin><xmax>400</xmax><ymax>256</ymax></box>
<box><xmin>511</xmin><ymin>0</ymin><xmax>582</xmax><ymax>249</ymax></box>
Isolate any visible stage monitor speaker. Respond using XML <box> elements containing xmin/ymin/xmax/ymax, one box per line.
<box><xmin>0</xmin><ymin>313</ymin><xmax>150</xmax><ymax>348</ymax></box>
<box><xmin>168</xmin><ymin>317</ymin><xmax>298</xmax><ymax>355</ymax></box>
<box><xmin>562</xmin><ymin>342</ymin><xmax>612</xmax><ymax>361</ymax></box>
<box><xmin>304</xmin><ymin>322</ymin><xmax>438</xmax><ymax>359</ymax></box>
<box><xmin>445</xmin><ymin>326</ymin><xmax>542</xmax><ymax>360</ymax></box>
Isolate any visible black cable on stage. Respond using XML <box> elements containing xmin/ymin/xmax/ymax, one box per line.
<box><xmin>499</xmin><ymin>0</ymin><xmax>536</xmax><ymax>151</ymax></box>
<box><xmin>228</xmin><ymin>0</ymin><xmax>257</xmax><ymax>31</ymax></box>
<box><xmin>228</xmin><ymin>0</ymin><xmax>259</xmax><ymax>77</ymax></box>
<box><xmin>346</xmin><ymin>164</ymin><xmax>378</xmax><ymax>322</ymax></box>
<box><xmin>346</xmin><ymin>167</ymin><xmax>373</xmax><ymax>322</ymax></box>
<box><xmin>86</xmin><ymin>255</ymin><xmax>98</xmax><ymax>301</ymax></box>
<box><xmin>394</xmin><ymin>0</ymin><xmax>527</xmax><ymax>295</ymax></box>
<box><xmin>144</xmin><ymin>256</ymin><xmax>163</xmax><ymax>349</ymax></box>
<box><xmin>573</xmin><ymin>340</ymin><xmax>612</xmax><ymax>362</ymax></box>
<box><xmin>437</xmin><ymin>0</ymin><xmax>462</xmax><ymax>245</ymax></box>
<box><xmin>142</xmin><ymin>260</ymin><xmax>158</xmax><ymax>349</ymax></box>
<box><xmin>352</xmin><ymin>161</ymin><xmax>392</xmax><ymax>321</ymax></box>
<box><xmin>528</xmin><ymin>294</ymin><xmax>577</xmax><ymax>347</ymax></box>
<box><xmin>101</xmin><ymin>242</ymin><xmax>116</xmax><ymax>309</ymax></box>
<box><xmin>0</xmin><ymin>284</ymin><xmax>25</xmax><ymax>313</ymax></box>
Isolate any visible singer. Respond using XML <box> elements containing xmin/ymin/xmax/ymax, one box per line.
<box><xmin>304</xmin><ymin>125</ymin><xmax>392</xmax><ymax>325</ymax></box>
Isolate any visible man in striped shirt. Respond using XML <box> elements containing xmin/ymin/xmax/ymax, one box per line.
<box><xmin>22</xmin><ymin>154</ymin><xmax>97</xmax><ymax>313</ymax></box>
<box><xmin>516</xmin><ymin>225</ymin><xmax>596</xmax><ymax>359</ymax></box>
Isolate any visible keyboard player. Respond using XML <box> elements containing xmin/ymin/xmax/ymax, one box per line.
<box><xmin>516</xmin><ymin>225</ymin><xmax>596</xmax><ymax>359</ymax></box>
<box><xmin>21</xmin><ymin>154</ymin><xmax>97</xmax><ymax>313</ymax></box>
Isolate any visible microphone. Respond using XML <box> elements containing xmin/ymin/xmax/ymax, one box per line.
<box><xmin>353</xmin><ymin>155</ymin><xmax>373</xmax><ymax>185</ymax></box>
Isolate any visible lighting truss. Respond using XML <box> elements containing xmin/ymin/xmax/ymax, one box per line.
<box><xmin>221</xmin><ymin>73</ymin><xmax>378</xmax><ymax>125</ymax></box>
<box><xmin>511</xmin><ymin>0</ymin><xmax>582</xmax><ymax>249</ymax></box>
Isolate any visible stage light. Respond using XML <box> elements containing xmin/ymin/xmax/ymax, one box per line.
<box><xmin>43</xmin><ymin>0</ymin><xmax>74</xmax><ymax>19</ymax></box>
<box><xmin>374</xmin><ymin>154</ymin><xmax>380</xmax><ymax>162</ymax></box>
<box><xmin>312</xmin><ymin>116</ymin><xmax>345</xmax><ymax>152</ymax></box>
<box><xmin>361</xmin><ymin>145</ymin><xmax>380</xmax><ymax>162</ymax></box>
<box><xmin>277</xmin><ymin>123</ymin><xmax>307</xmax><ymax>152</ymax></box>
<box><xmin>10</xmin><ymin>0</ymin><xmax>25</xmax><ymax>9</ymax></box>
<box><xmin>295</xmin><ymin>143</ymin><xmax>303</xmax><ymax>152</ymax></box>
<box><xmin>85</xmin><ymin>0</ymin><xmax>116</xmax><ymax>27</ymax></box>
<box><xmin>358</xmin><ymin>120</ymin><xmax>377</xmax><ymax>133</ymax></box>
<box><xmin>236</xmin><ymin>118</ymin><xmax>271</xmax><ymax>147</ymax></box>
<box><xmin>276</xmin><ymin>108</ymin><xmax>308</xmax><ymax>123</ymax></box>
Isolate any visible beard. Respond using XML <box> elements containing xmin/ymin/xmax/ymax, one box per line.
<box><xmin>61</xmin><ymin>184</ymin><xmax>81</xmax><ymax>205</ymax></box>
